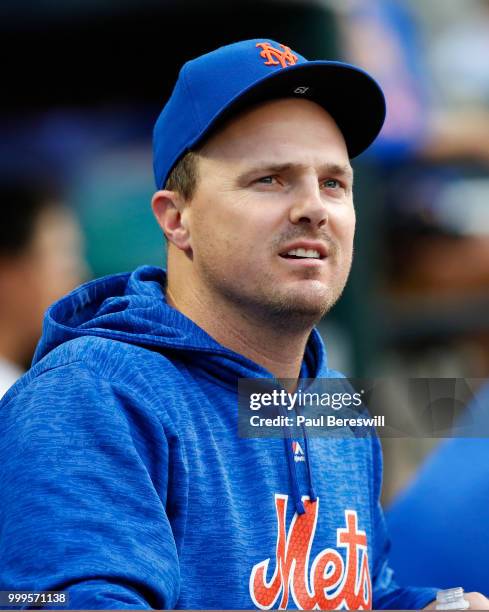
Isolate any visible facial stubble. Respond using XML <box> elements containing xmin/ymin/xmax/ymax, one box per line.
<box><xmin>198</xmin><ymin>239</ymin><xmax>353</xmax><ymax>333</ymax></box>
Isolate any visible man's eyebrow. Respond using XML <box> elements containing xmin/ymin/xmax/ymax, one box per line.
<box><xmin>321</xmin><ymin>163</ymin><xmax>354</xmax><ymax>181</ymax></box>
<box><xmin>237</xmin><ymin>161</ymin><xmax>354</xmax><ymax>182</ymax></box>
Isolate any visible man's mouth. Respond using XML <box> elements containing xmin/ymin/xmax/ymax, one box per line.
<box><xmin>278</xmin><ymin>241</ymin><xmax>328</xmax><ymax>261</ymax></box>
<box><xmin>280</xmin><ymin>248</ymin><xmax>323</xmax><ymax>260</ymax></box>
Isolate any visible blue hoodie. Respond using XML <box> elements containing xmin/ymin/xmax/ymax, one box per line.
<box><xmin>0</xmin><ymin>266</ymin><xmax>437</xmax><ymax>610</ymax></box>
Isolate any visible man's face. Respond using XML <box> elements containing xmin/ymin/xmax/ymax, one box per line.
<box><xmin>183</xmin><ymin>98</ymin><xmax>355</xmax><ymax>328</ymax></box>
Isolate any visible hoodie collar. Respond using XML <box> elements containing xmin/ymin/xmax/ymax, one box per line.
<box><xmin>34</xmin><ymin>265</ymin><xmax>328</xmax><ymax>383</ymax></box>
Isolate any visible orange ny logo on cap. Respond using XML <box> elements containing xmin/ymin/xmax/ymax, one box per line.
<box><xmin>256</xmin><ymin>42</ymin><xmax>299</xmax><ymax>68</ymax></box>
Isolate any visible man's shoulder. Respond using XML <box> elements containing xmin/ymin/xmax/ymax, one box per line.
<box><xmin>38</xmin><ymin>334</ymin><xmax>178</xmax><ymax>373</ymax></box>
<box><xmin>2</xmin><ymin>335</ymin><xmax>186</xmax><ymax>408</ymax></box>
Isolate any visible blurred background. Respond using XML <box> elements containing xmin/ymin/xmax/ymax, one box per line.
<box><xmin>1</xmin><ymin>0</ymin><xmax>488</xmax><ymax>503</ymax></box>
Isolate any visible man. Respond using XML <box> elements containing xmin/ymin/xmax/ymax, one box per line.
<box><xmin>0</xmin><ymin>39</ymin><xmax>487</xmax><ymax>610</ymax></box>
<box><xmin>0</xmin><ymin>180</ymin><xmax>85</xmax><ymax>397</ymax></box>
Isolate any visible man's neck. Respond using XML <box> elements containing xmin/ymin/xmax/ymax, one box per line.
<box><xmin>166</xmin><ymin>281</ymin><xmax>312</xmax><ymax>382</ymax></box>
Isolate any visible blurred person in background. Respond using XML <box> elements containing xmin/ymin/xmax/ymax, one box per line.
<box><xmin>386</xmin><ymin>382</ymin><xmax>489</xmax><ymax>592</ymax></box>
<box><xmin>336</xmin><ymin>0</ymin><xmax>489</xmax><ymax>501</ymax></box>
<box><xmin>0</xmin><ymin>180</ymin><xmax>86</xmax><ymax>397</ymax></box>
<box><xmin>339</xmin><ymin>0</ymin><xmax>489</xmax><ymax>167</ymax></box>
<box><xmin>336</xmin><ymin>0</ymin><xmax>489</xmax><ymax>594</ymax></box>
<box><xmin>338</xmin><ymin>0</ymin><xmax>489</xmax><ymax>324</ymax></box>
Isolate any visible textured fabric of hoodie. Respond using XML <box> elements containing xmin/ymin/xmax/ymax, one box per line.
<box><xmin>0</xmin><ymin>266</ymin><xmax>437</xmax><ymax>610</ymax></box>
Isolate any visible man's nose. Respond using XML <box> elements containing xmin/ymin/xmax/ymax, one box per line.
<box><xmin>288</xmin><ymin>181</ymin><xmax>328</xmax><ymax>228</ymax></box>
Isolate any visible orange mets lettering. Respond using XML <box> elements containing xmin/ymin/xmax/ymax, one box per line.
<box><xmin>256</xmin><ymin>42</ymin><xmax>299</xmax><ymax>68</ymax></box>
<box><xmin>249</xmin><ymin>494</ymin><xmax>371</xmax><ymax>610</ymax></box>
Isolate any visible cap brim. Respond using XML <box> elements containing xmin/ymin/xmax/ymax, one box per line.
<box><xmin>191</xmin><ymin>61</ymin><xmax>386</xmax><ymax>159</ymax></box>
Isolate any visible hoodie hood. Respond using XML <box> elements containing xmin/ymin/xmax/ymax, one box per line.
<box><xmin>34</xmin><ymin>265</ymin><xmax>328</xmax><ymax>381</ymax></box>
<box><xmin>34</xmin><ymin>265</ymin><xmax>333</xmax><ymax>515</ymax></box>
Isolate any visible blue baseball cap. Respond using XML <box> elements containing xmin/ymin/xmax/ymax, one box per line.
<box><xmin>153</xmin><ymin>38</ymin><xmax>386</xmax><ymax>189</ymax></box>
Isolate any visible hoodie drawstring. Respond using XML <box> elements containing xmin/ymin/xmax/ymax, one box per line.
<box><xmin>302</xmin><ymin>429</ymin><xmax>317</xmax><ymax>502</ymax></box>
<box><xmin>278</xmin><ymin>401</ymin><xmax>316</xmax><ymax>515</ymax></box>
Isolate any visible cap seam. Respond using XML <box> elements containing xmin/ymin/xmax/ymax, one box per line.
<box><xmin>182</xmin><ymin>63</ymin><xmax>202</xmax><ymax>134</ymax></box>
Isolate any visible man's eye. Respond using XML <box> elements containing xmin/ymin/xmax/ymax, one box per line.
<box><xmin>256</xmin><ymin>176</ymin><xmax>276</xmax><ymax>185</ymax></box>
<box><xmin>323</xmin><ymin>178</ymin><xmax>340</xmax><ymax>189</ymax></box>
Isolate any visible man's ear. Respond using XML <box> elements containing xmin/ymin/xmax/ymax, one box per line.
<box><xmin>151</xmin><ymin>190</ymin><xmax>191</xmax><ymax>252</ymax></box>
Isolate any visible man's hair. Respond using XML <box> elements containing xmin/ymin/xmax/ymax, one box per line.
<box><xmin>0</xmin><ymin>180</ymin><xmax>63</xmax><ymax>257</ymax></box>
<box><xmin>164</xmin><ymin>151</ymin><xmax>200</xmax><ymax>201</ymax></box>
